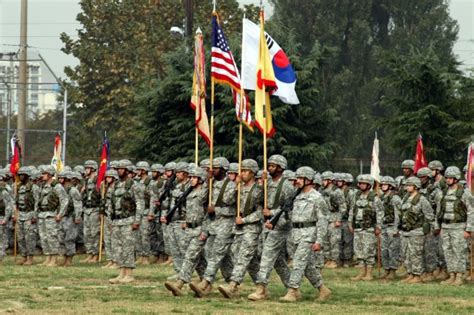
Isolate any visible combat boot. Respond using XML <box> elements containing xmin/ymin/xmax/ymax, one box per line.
<box><xmin>40</xmin><ymin>255</ymin><xmax>51</xmax><ymax>266</ymax></box>
<box><xmin>109</xmin><ymin>268</ymin><xmax>125</xmax><ymax>284</ymax></box>
<box><xmin>421</xmin><ymin>272</ymin><xmax>434</xmax><ymax>282</ymax></box>
<box><xmin>441</xmin><ymin>273</ymin><xmax>456</xmax><ymax>285</ymax></box>
<box><xmin>16</xmin><ymin>256</ymin><xmax>27</xmax><ymax>266</ymax></box>
<box><xmin>279</xmin><ymin>288</ymin><xmax>301</xmax><ymax>302</ymax></box>
<box><xmin>452</xmin><ymin>273</ymin><xmax>464</xmax><ymax>286</ymax></box>
<box><xmin>218</xmin><ymin>281</ymin><xmax>240</xmax><ymax>299</ymax></box>
<box><xmin>407</xmin><ymin>275</ymin><xmax>422</xmax><ymax>284</ymax></box>
<box><xmin>89</xmin><ymin>255</ymin><xmax>99</xmax><ymax>263</ymax></box>
<box><xmin>23</xmin><ymin>256</ymin><xmax>34</xmax><ymax>266</ymax></box>
<box><xmin>350</xmin><ymin>266</ymin><xmax>367</xmax><ymax>281</ymax></box>
<box><xmin>110</xmin><ymin>262</ymin><xmax>119</xmax><ymax>269</ymax></box>
<box><xmin>361</xmin><ymin>266</ymin><xmax>374</xmax><ymax>281</ymax></box>
<box><xmin>150</xmin><ymin>255</ymin><xmax>158</xmax><ymax>264</ymax></box>
<box><xmin>401</xmin><ymin>274</ymin><xmax>414</xmax><ymax>283</ymax></box>
<box><xmin>118</xmin><ymin>268</ymin><xmax>135</xmax><ymax>284</ymax></box>
<box><xmin>435</xmin><ymin>268</ymin><xmax>449</xmax><ymax>280</ymax></box>
<box><xmin>380</xmin><ymin>269</ymin><xmax>391</xmax><ymax>280</ymax></box>
<box><xmin>135</xmin><ymin>256</ymin><xmax>143</xmax><ymax>265</ymax></box>
<box><xmin>47</xmin><ymin>255</ymin><xmax>58</xmax><ymax>267</ymax></box>
<box><xmin>432</xmin><ymin>267</ymin><xmax>441</xmax><ymax>277</ymax></box>
<box><xmin>157</xmin><ymin>254</ymin><xmax>167</xmax><ymax>265</ymax></box>
<box><xmin>317</xmin><ymin>285</ymin><xmax>332</xmax><ymax>301</ymax></box>
<box><xmin>63</xmin><ymin>256</ymin><xmax>73</xmax><ymax>267</ymax></box>
<box><xmin>141</xmin><ymin>257</ymin><xmax>150</xmax><ymax>265</ymax></box>
<box><xmin>80</xmin><ymin>254</ymin><xmax>92</xmax><ymax>263</ymax></box>
<box><xmin>326</xmin><ymin>260</ymin><xmax>338</xmax><ymax>269</ymax></box>
<box><xmin>102</xmin><ymin>261</ymin><xmax>114</xmax><ymax>269</ymax></box>
<box><xmin>189</xmin><ymin>279</ymin><xmax>211</xmax><ymax>298</ymax></box>
<box><xmin>248</xmin><ymin>284</ymin><xmax>270</xmax><ymax>301</ymax></box>
<box><xmin>385</xmin><ymin>269</ymin><xmax>396</xmax><ymax>280</ymax></box>
<box><xmin>165</xmin><ymin>279</ymin><xmax>185</xmax><ymax>296</ymax></box>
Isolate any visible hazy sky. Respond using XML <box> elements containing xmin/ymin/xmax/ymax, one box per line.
<box><xmin>0</xmin><ymin>0</ymin><xmax>472</xmax><ymax>79</ymax></box>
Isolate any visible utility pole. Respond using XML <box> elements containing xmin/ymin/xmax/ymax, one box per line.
<box><xmin>184</xmin><ymin>0</ymin><xmax>193</xmax><ymax>38</ymax></box>
<box><xmin>17</xmin><ymin>0</ymin><xmax>28</xmax><ymax>159</ymax></box>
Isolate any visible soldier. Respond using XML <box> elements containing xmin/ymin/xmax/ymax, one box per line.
<box><xmin>379</xmin><ymin>176</ymin><xmax>402</xmax><ymax>279</ymax></box>
<box><xmin>101</xmin><ymin>169</ymin><xmax>119</xmax><ymax>269</ymax></box>
<box><xmin>248</xmin><ymin>155</ymin><xmax>294</xmax><ymax>301</ymax></box>
<box><xmin>417</xmin><ymin>167</ymin><xmax>443</xmax><ymax>282</ymax></box>
<box><xmin>160</xmin><ymin>162</ymin><xmax>190</xmax><ymax>277</ymax></box>
<box><xmin>399</xmin><ymin>177</ymin><xmax>434</xmax><ymax>284</ymax></box>
<box><xmin>428</xmin><ymin>160</ymin><xmax>447</xmax><ymax>190</ymax></box>
<box><xmin>321</xmin><ymin>171</ymin><xmax>347</xmax><ymax>268</ymax></box>
<box><xmin>227</xmin><ymin>163</ymin><xmax>239</xmax><ymax>182</ymax></box>
<box><xmin>148</xmin><ymin>163</ymin><xmax>165</xmax><ymax>264</ymax></box>
<box><xmin>81</xmin><ymin>160</ymin><xmax>101</xmax><ymax>263</ymax></box>
<box><xmin>190</xmin><ymin>157</ymin><xmax>236</xmax><ymax>298</ymax></box>
<box><xmin>218</xmin><ymin>159</ymin><xmax>263</xmax><ymax>299</ymax></box>
<box><xmin>164</xmin><ymin>167</ymin><xmax>208</xmax><ymax>296</ymax></box>
<box><xmin>135</xmin><ymin>161</ymin><xmax>153</xmax><ymax>265</ymax></box>
<box><xmin>434</xmin><ymin>166</ymin><xmax>474</xmax><ymax>285</ymax></box>
<box><xmin>279</xmin><ymin>166</ymin><xmax>330</xmax><ymax>302</ymax></box>
<box><xmin>38</xmin><ymin>166</ymin><xmax>68</xmax><ymax>267</ymax></box>
<box><xmin>337</xmin><ymin>173</ymin><xmax>355</xmax><ymax>268</ymax></box>
<box><xmin>13</xmin><ymin>167</ymin><xmax>39</xmax><ymax>265</ymax></box>
<box><xmin>0</xmin><ymin>170</ymin><xmax>13</xmax><ymax>262</ymax></box>
<box><xmin>108</xmin><ymin>159</ymin><xmax>144</xmax><ymax>284</ymax></box>
<box><xmin>399</xmin><ymin>160</ymin><xmax>415</xmax><ymax>198</ymax></box>
<box><xmin>58</xmin><ymin>171</ymin><xmax>83</xmax><ymax>266</ymax></box>
<box><xmin>349</xmin><ymin>174</ymin><xmax>383</xmax><ymax>281</ymax></box>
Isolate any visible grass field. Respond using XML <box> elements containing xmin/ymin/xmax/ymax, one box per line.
<box><xmin>0</xmin><ymin>255</ymin><xmax>473</xmax><ymax>314</ymax></box>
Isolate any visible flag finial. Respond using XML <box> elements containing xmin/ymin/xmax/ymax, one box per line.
<box><xmin>196</xmin><ymin>27</ymin><xmax>202</xmax><ymax>35</ymax></box>
<box><xmin>212</xmin><ymin>0</ymin><xmax>216</xmax><ymax>12</ymax></box>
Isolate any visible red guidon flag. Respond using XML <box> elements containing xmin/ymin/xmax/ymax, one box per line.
<box><xmin>96</xmin><ymin>135</ymin><xmax>110</xmax><ymax>191</ymax></box>
<box><xmin>414</xmin><ymin>134</ymin><xmax>427</xmax><ymax>174</ymax></box>
<box><xmin>10</xmin><ymin>136</ymin><xmax>21</xmax><ymax>178</ymax></box>
<box><xmin>467</xmin><ymin>142</ymin><xmax>474</xmax><ymax>192</ymax></box>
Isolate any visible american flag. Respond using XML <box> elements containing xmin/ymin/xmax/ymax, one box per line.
<box><xmin>211</xmin><ymin>13</ymin><xmax>252</xmax><ymax>129</ymax></box>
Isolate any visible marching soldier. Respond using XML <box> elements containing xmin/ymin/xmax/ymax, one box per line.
<box><xmin>337</xmin><ymin>173</ymin><xmax>355</xmax><ymax>268</ymax></box>
<box><xmin>435</xmin><ymin>166</ymin><xmax>474</xmax><ymax>285</ymax></box>
<box><xmin>148</xmin><ymin>163</ymin><xmax>165</xmax><ymax>264</ymax></box>
<box><xmin>13</xmin><ymin>167</ymin><xmax>39</xmax><ymax>265</ymax></box>
<box><xmin>135</xmin><ymin>161</ymin><xmax>153</xmax><ymax>265</ymax></box>
<box><xmin>279</xmin><ymin>166</ymin><xmax>330</xmax><ymax>302</ymax></box>
<box><xmin>399</xmin><ymin>177</ymin><xmax>434</xmax><ymax>284</ymax></box>
<box><xmin>101</xmin><ymin>169</ymin><xmax>119</xmax><ymax>269</ymax></box>
<box><xmin>349</xmin><ymin>174</ymin><xmax>383</xmax><ymax>281</ymax></box>
<box><xmin>0</xmin><ymin>170</ymin><xmax>13</xmax><ymax>262</ymax></box>
<box><xmin>38</xmin><ymin>166</ymin><xmax>68</xmax><ymax>267</ymax></box>
<box><xmin>81</xmin><ymin>160</ymin><xmax>101</xmax><ymax>263</ymax></box>
<box><xmin>227</xmin><ymin>163</ymin><xmax>239</xmax><ymax>182</ymax></box>
<box><xmin>399</xmin><ymin>160</ymin><xmax>415</xmax><ymax>198</ymax></box>
<box><xmin>108</xmin><ymin>160</ymin><xmax>144</xmax><ymax>284</ymax></box>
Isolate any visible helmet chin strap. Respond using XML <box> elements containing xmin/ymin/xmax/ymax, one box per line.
<box><xmin>302</xmin><ymin>178</ymin><xmax>313</xmax><ymax>188</ymax></box>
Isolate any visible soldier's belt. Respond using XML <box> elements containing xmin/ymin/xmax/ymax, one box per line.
<box><xmin>18</xmin><ymin>207</ymin><xmax>34</xmax><ymax>212</ymax></box>
<box><xmin>292</xmin><ymin>222</ymin><xmax>316</xmax><ymax>229</ymax></box>
<box><xmin>442</xmin><ymin>218</ymin><xmax>465</xmax><ymax>224</ymax></box>
<box><xmin>186</xmin><ymin>222</ymin><xmax>202</xmax><ymax>229</ymax></box>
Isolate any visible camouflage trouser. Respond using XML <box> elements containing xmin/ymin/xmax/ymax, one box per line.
<box><xmin>83</xmin><ymin>210</ymin><xmax>100</xmax><ymax>255</ymax></box>
<box><xmin>203</xmin><ymin>232</ymin><xmax>234</xmax><ymax>283</ymax></box>
<box><xmin>256</xmin><ymin>229</ymin><xmax>290</xmax><ymax>286</ymax></box>
<box><xmin>323</xmin><ymin>222</ymin><xmax>341</xmax><ymax>261</ymax></box>
<box><xmin>437</xmin><ymin>234</ymin><xmax>447</xmax><ymax>269</ymax></box>
<box><xmin>162</xmin><ymin>223</ymin><xmax>172</xmax><ymax>257</ymax></box>
<box><xmin>381</xmin><ymin>226</ymin><xmax>400</xmax><ymax>270</ymax></box>
<box><xmin>441</xmin><ymin>228</ymin><xmax>468</xmax><ymax>273</ymax></box>
<box><xmin>179</xmin><ymin>227</ymin><xmax>206</xmax><ymax>283</ymax></box>
<box><xmin>204</xmin><ymin>234</ymin><xmax>233</xmax><ymax>282</ymax></box>
<box><xmin>288</xmin><ymin>241</ymin><xmax>324</xmax><ymax>289</ymax></box>
<box><xmin>58</xmin><ymin>216</ymin><xmax>78</xmax><ymax>257</ymax></box>
<box><xmin>230</xmin><ymin>230</ymin><xmax>261</xmax><ymax>284</ymax></box>
<box><xmin>135</xmin><ymin>216</ymin><xmax>152</xmax><ymax>257</ymax></box>
<box><xmin>104</xmin><ymin>217</ymin><xmax>114</xmax><ymax>262</ymax></box>
<box><xmin>423</xmin><ymin>232</ymin><xmax>438</xmax><ymax>273</ymax></box>
<box><xmin>149</xmin><ymin>219</ymin><xmax>164</xmax><ymax>256</ymax></box>
<box><xmin>339</xmin><ymin>220</ymin><xmax>353</xmax><ymax>262</ymax></box>
<box><xmin>402</xmin><ymin>234</ymin><xmax>425</xmax><ymax>275</ymax></box>
<box><xmin>353</xmin><ymin>229</ymin><xmax>376</xmax><ymax>266</ymax></box>
<box><xmin>168</xmin><ymin>222</ymin><xmax>187</xmax><ymax>273</ymax></box>
<box><xmin>0</xmin><ymin>221</ymin><xmax>7</xmax><ymax>259</ymax></box>
<box><xmin>111</xmin><ymin>219</ymin><xmax>138</xmax><ymax>268</ymax></box>
<box><xmin>17</xmin><ymin>219</ymin><xmax>37</xmax><ymax>257</ymax></box>
<box><xmin>38</xmin><ymin>216</ymin><xmax>60</xmax><ymax>255</ymax></box>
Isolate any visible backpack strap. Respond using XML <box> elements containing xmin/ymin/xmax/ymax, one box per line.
<box><xmin>271</xmin><ymin>178</ymin><xmax>285</xmax><ymax>209</ymax></box>
<box><xmin>215</xmin><ymin>178</ymin><xmax>230</xmax><ymax>207</ymax></box>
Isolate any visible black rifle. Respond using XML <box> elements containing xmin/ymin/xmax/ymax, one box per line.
<box><xmin>268</xmin><ymin>188</ymin><xmax>302</xmax><ymax>229</ymax></box>
<box><xmin>166</xmin><ymin>185</ymin><xmax>194</xmax><ymax>225</ymax></box>
<box><xmin>157</xmin><ymin>174</ymin><xmax>176</xmax><ymax>219</ymax></box>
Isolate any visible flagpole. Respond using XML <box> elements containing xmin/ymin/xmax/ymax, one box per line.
<box><xmin>236</xmin><ymin>12</ymin><xmax>246</xmax><ymax>218</ymax></box>
<box><xmin>260</xmin><ymin>3</ymin><xmax>268</xmax><ymax>212</ymax></box>
<box><xmin>209</xmin><ymin>78</ymin><xmax>215</xmax><ymax>202</ymax></box>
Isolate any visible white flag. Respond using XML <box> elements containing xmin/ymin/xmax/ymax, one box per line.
<box><xmin>370</xmin><ymin>135</ymin><xmax>380</xmax><ymax>183</ymax></box>
<box><xmin>241</xmin><ymin>18</ymin><xmax>299</xmax><ymax>105</ymax></box>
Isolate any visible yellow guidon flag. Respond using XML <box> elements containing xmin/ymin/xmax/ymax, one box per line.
<box><xmin>254</xmin><ymin>9</ymin><xmax>277</xmax><ymax>137</ymax></box>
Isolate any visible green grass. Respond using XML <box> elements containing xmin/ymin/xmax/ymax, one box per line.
<box><xmin>0</xmin><ymin>255</ymin><xmax>473</xmax><ymax>314</ymax></box>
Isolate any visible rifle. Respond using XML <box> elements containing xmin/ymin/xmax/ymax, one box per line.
<box><xmin>157</xmin><ymin>174</ymin><xmax>176</xmax><ymax>219</ymax></box>
<box><xmin>165</xmin><ymin>185</ymin><xmax>194</xmax><ymax>225</ymax></box>
<box><xmin>268</xmin><ymin>188</ymin><xmax>302</xmax><ymax>229</ymax></box>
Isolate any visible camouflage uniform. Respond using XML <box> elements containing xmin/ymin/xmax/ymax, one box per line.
<box><xmin>60</xmin><ymin>180</ymin><xmax>83</xmax><ymax>257</ymax></box>
<box><xmin>149</xmin><ymin>174</ymin><xmax>166</xmax><ymax>258</ymax></box>
<box><xmin>101</xmin><ymin>181</ymin><xmax>115</xmax><ymax>263</ymax></box>
<box><xmin>82</xmin><ymin>175</ymin><xmax>102</xmax><ymax>257</ymax></box>
<box><xmin>339</xmin><ymin>174</ymin><xmax>356</xmax><ymax>265</ymax></box>
<box><xmin>38</xmin><ymin>177</ymin><xmax>68</xmax><ymax>256</ymax></box>
<box><xmin>16</xmin><ymin>174</ymin><xmax>39</xmax><ymax>258</ymax></box>
<box><xmin>136</xmin><ymin>175</ymin><xmax>153</xmax><ymax>259</ymax></box>
<box><xmin>321</xmin><ymin>172</ymin><xmax>347</xmax><ymax>264</ymax></box>
<box><xmin>399</xmin><ymin>178</ymin><xmax>434</xmax><ymax>277</ymax></box>
<box><xmin>380</xmin><ymin>178</ymin><xmax>402</xmax><ymax>272</ymax></box>
<box><xmin>0</xmin><ymin>181</ymin><xmax>13</xmax><ymax>259</ymax></box>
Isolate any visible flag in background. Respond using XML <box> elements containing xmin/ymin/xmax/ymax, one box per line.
<box><xmin>370</xmin><ymin>133</ymin><xmax>380</xmax><ymax>183</ymax></box>
<box><xmin>211</xmin><ymin>12</ymin><xmax>253</xmax><ymax>130</ymax></box>
<box><xmin>51</xmin><ymin>133</ymin><xmax>63</xmax><ymax>173</ymax></box>
<box><xmin>242</xmin><ymin>18</ymin><xmax>299</xmax><ymax>105</ymax></box>
<box><xmin>467</xmin><ymin>142</ymin><xmax>473</xmax><ymax>191</ymax></box>
<box><xmin>414</xmin><ymin>134</ymin><xmax>427</xmax><ymax>174</ymax></box>
<box><xmin>96</xmin><ymin>135</ymin><xmax>110</xmax><ymax>191</ymax></box>
<box><xmin>9</xmin><ymin>135</ymin><xmax>21</xmax><ymax>178</ymax></box>
<box><xmin>190</xmin><ymin>28</ymin><xmax>211</xmax><ymax>146</ymax></box>
<box><xmin>254</xmin><ymin>9</ymin><xmax>277</xmax><ymax>137</ymax></box>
